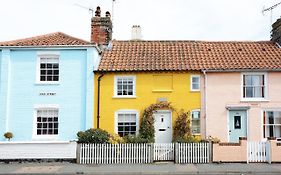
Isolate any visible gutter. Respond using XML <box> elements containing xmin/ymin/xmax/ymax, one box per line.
<box><xmin>0</xmin><ymin>44</ymin><xmax>102</xmax><ymax>53</ymax></box>
<box><xmin>97</xmin><ymin>73</ymin><xmax>105</xmax><ymax>129</ymax></box>
<box><xmin>202</xmin><ymin>68</ymin><xmax>281</xmax><ymax>73</ymax></box>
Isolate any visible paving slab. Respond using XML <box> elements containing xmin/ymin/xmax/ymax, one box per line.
<box><xmin>0</xmin><ymin>162</ymin><xmax>281</xmax><ymax>175</ymax></box>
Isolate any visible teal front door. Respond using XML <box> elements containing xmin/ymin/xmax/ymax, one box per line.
<box><xmin>229</xmin><ymin>110</ymin><xmax>247</xmax><ymax>142</ymax></box>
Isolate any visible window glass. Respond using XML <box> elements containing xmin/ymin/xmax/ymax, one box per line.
<box><xmin>243</xmin><ymin>74</ymin><xmax>265</xmax><ymax>98</ymax></box>
<box><xmin>36</xmin><ymin>109</ymin><xmax>59</xmax><ymax>135</ymax></box>
<box><xmin>117</xmin><ymin>113</ymin><xmax>137</xmax><ymax>137</ymax></box>
<box><xmin>40</xmin><ymin>57</ymin><xmax>59</xmax><ymax>82</ymax></box>
<box><xmin>264</xmin><ymin>111</ymin><xmax>281</xmax><ymax>138</ymax></box>
<box><xmin>191</xmin><ymin>76</ymin><xmax>200</xmax><ymax>91</ymax></box>
<box><xmin>191</xmin><ymin>110</ymin><xmax>200</xmax><ymax>134</ymax></box>
<box><xmin>116</xmin><ymin>76</ymin><xmax>135</xmax><ymax>96</ymax></box>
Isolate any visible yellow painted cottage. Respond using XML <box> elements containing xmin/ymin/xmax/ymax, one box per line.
<box><xmin>94</xmin><ymin>40</ymin><xmax>204</xmax><ymax>143</ymax></box>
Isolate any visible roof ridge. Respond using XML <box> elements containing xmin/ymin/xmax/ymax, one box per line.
<box><xmin>0</xmin><ymin>32</ymin><xmax>92</xmax><ymax>46</ymax></box>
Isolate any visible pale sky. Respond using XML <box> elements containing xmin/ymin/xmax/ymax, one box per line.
<box><xmin>0</xmin><ymin>0</ymin><xmax>280</xmax><ymax>42</ymax></box>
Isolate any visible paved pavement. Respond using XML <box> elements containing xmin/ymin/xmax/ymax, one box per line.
<box><xmin>0</xmin><ymin>161</ymin><xmax>281</xmax><ymax>175</ymax></box>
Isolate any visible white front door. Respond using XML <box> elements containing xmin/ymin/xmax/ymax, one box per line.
<box><xmin>154</xmin><ymin>110</ymin><xmax>172</xmax><ymax>143</ymax></box>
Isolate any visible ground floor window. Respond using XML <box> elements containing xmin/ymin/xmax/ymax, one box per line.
<box><xmin>115</xmin><ymin>110</ymin><xmax>138</xmax><ymax>137</ymax></box>
<box><xmin>36</xmin><ymin>108</ymin><xmax>59</xmax><ymax>135</ymax></box>
<box><xmin>263</xmin><ymin>111</ymin><xmax>281</xmax><ymax>139</ymax></box>
<box><xmin>191</xmin><ymin>110</ymin><xmax>200</xmax><ymax>134</ymax></box>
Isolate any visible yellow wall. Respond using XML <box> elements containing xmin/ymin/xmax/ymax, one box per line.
<box><xmin>94</xmin><ymin>71</ymin><xmax>201</xmax><ymax>134</ymax></box>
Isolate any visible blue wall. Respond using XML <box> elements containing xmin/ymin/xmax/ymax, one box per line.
<box><xmin>0</xmin><ymin>47</ymin><xmax>97</xmax><ymax>141</ymax></box>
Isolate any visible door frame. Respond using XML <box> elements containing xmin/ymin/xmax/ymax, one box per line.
<box><xmin>227</xmin><ymin>109</ymin><xmax>249</xmax><ymax>142</ymax></box>
<box><xmin>154</xmin><ymin>110</ymin><xmax>173</xmax><ymax>143</ymax></box>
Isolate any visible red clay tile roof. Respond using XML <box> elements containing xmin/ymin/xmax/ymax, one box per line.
<box><xmin>98</xmin><ymin>40</ymin><xmax>281</xmax><ymax>71</ymax></box>
<box><xmin>0</xmin><ymin>32</ymin><xmax>92</xmax><ymax>46</ymax></box>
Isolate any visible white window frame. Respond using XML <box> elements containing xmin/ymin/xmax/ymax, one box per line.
<box><xmin>263</xmin><ymin>110</ymin><xmax>281</xmax><ymax>140</ymax></box>
<box><xmin>114</xmin><ymin>110</ymin><xmax>139</xmax><ymax>136</ymax></box>
<box><xmin>36</xmin><ymin>52</ymin><xmax>60</xmax><ymax>84</ymax></box>
<box><xmin>190</xmin><ymin>75</ymin><xmax>200</xmax><ymax>92</ymax></box>
<box><xmin>191</xmin><ymin>109</ymin><xmax>201</xmax><ymax>135</ymax></box>
<box><xmin>241</xmin><ymin>72</ymin><xmax>268</xmax><ymax>102</ymax></box>
<box><xmin>114</xmin><ymin>75</ymin><xmax>136</xmax><ymax>98</ymax></box>
<box><xmin>32</xmin><ymin>104</ymin><xmax>59</xmax><ymax>140</ymax></box>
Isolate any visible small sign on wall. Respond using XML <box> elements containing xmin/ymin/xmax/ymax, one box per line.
<box><xmin>39</xmin><ymin>92</ymin><xmax>56</xmax><ymax>96</ymax></box>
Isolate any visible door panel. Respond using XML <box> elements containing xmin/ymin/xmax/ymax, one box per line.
<box><xmin>229</xmin><ymin>110</ymin><xmax>247</xmax><ymax>142</ymax></box>
<box><xmin>154</xmin><ymin>111</ymin><xmax>172</xmax><ymax>143</ymax></box>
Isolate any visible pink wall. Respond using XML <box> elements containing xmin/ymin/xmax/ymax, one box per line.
<box><xmin>203</xmin><ymin>72</ymin><xmax>281</xmax><ymax>142</ymax></box>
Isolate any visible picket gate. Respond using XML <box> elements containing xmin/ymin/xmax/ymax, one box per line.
<box><xmin>247</xmin><ymin>141</ymin><xmax>270</xmax><ymax>163</ymax></box>
<box><xmin>153</xmin><ymin>143</ymin><xmax>174</xmax><ymax>161</ymax></box>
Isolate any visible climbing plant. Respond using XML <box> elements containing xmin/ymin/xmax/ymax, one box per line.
<box><xmin>139</xmin><ymin>101</ymin><xmax>175</xmax><ymax>143</ymax></box>
<box><xmin>173</xmin><ymin>110</ymin><xmax>192</xmax><ymax>142</ymax></box>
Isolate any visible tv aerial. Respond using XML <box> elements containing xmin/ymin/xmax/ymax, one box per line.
<box><xmin>262</xmin><ymin>1</ymin><xmax>281</xmax><ymax>24</ymax></box>
<box><xmin>74</xmin><ymin>3</ymin><xmax>94</xmax><ymax>17</ymax></box>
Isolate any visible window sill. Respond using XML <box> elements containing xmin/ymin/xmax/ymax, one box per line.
<box><xmin>152</xmin><ymin>90</ymin><xmax>173</xmax><ymax>93</ymax></box>
<box><xmin>190</xmin><ymin>90</ymin><xmax>200</xmax><ymax>92</ymax></box>
<box><xmin>35</xmin><ymin>82</ymin><xmax>60</xmax><ymax>85</ymax></box>
<box><xmin>112</xmin><ymin>96</ymin><xmax>137</xmax><ymax>99</ymax></box>
<box><xmin>241</xmin><ymin>98</ymin><xmax>269</xmax><ymax>102</ymax></box>
<box><xmin>32</xmin><ymin>135</ymin><xmax>59</xmax><ymax>141</ymax></box>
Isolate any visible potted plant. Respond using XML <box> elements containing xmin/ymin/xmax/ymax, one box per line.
<box><xmin>4</xmin><ymin>132</ymin><xmax>13</xmax><ymax>141</ymax></box>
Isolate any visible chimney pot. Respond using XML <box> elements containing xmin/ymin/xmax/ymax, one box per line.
<box><xmin>95</xmin><ymin>6</ymin><xmax>101</xmax><ymax>17</ymax></box>
<box><xmin>131</xmin><ymin>25</ymin><xmax>142</xmax><ymax>40</ymax></box>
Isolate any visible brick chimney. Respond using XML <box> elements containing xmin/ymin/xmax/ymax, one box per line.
<box><xmin>91</xmin><ymin>6</ymin><xmax>112</xmax><ymax>46</ymax></box>
<box><xmin>131</xmin><ymin>25</ymin><xmax>142</xmax><ymax>40</ymax></box>
<box><xmin>271</xmin><ymin>17</ymin><xmax>281</xmax><ymax>46</ymax></box>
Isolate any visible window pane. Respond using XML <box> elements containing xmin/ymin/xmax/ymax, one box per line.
<box><xmin>192</xmin><ymin>77</ymin><xmax>199</xmax><ymax>83</ymax></box>
<box><xmin>117</xmin><ymin>113</ymin><xmax>137</xmax><ymax>137</ymax></box>
<box><xmin>36</xmin><ymin>109</ymin><xmax>58</xmax><ymax>135</ymax></box>
<box><xmin>245</xmin><ymin>87</ymin><xmax>253</xmax><ymax>98</ymax></box>
<box><xmin>192</xmin><ymin>84</ymin><xmax>199</xmax><ymax>90</ymax></box>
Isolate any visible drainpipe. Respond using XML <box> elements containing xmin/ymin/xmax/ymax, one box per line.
<box><xmin>97</xmin><ymin>73</ymin><xmax>105</xmax><ymax>129</ymax></box>
<box><xmin>203</xmin><ymin>70</ymin><xmax>208</xmax><ymax>139</ymax></box>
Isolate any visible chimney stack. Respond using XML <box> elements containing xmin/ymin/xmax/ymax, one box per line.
<box><xmin>131</xmin><ymin>25</ymin><xmax>142</xmax><ymax>40</ymax></box>
<box><xmin>271</xmin><ymin>17</ymin><xmax>281</xmax><ymax>46</ymax></box>
<box><xmin>91</xmin><ymin>6</ymin><xmax>112</xmax><ymax>46</ymax></box>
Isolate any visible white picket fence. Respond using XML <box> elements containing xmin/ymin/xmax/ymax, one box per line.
<box><xmin>78</xmin><ymin>143</ymin><xmax>153</xmax><ymax>164</ymax></box>
<box><xmin>153</xmin><ymin>143</ymin><xmax>174</xmax><ymax>161</ymax></box>
<box><xmin>78</xmin><ymin>142</ymin><xmax>211</xmax><ymax>164</ymax></box>
<box><xmin>247</xmin><ymin>141</ymin><xmax>270</xmax><ymax>163</ymax></box>
<box><xmin>176</xmin><ymin>142</ymin><xmax>210</xmax><ymax>163</ymax></box>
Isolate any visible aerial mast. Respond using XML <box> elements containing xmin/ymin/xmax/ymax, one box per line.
<box><xmin>262</xmin><ymin>2</ymin><xmax>281</xmax><ymax>24</ymax></box>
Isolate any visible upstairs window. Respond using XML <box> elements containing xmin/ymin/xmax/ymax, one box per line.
<box><xmin>191</xmin><ymin>75</ymin><xmax>200</xmax><ymax>91</ymax></box>
<box><xmin>242</xmin><ymin>74</ymin><xmax>266</xmax><ymax>99</ymax></box>
<box><xmin>40</xmin><ymin>57</ymin><xmax>59</xmax><ymax>82</ymax></box>
<box><xmin>114</xmin><ymin>76</ymin><xmax>136</xmax><ymax>97</ymax></box>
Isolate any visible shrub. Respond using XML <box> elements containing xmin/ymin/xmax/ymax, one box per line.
<box><xmin>77</xmin><ymin>128</ymin><xmax>110</xmax><ymax>143</ymax></box>
<box><xmin>173</xmin><ymin>135</ymin><xmax>202</xmax><ymax>143</ymax></box>
<box><xmin>4</xmin><ymin>132</ymin><xmax>13</xmax><ymax>141</ymax></box>
<box><xmin>109</xmin><ymin>133</ymin><xmax>125</xmax><ymax>144</ymax></box>
<box><xmin>173</xmin><ymin>110</ymin><xmax>191</xmax><ymax>141</ymax></box>
<box><xmin>123</xmin><ymin>135</ymin><xmax>150</xmax><ymax>143</ymax></box>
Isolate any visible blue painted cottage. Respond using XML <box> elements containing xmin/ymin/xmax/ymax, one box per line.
<box><xmin>0</xmin><ymin>8</ymin><xmax>112</xmax><ymax>143</ymax></box>
<box><xmin>0</xmin><ymin>32</ymin><xmax>98</xmax><ymax>142</ymax></box>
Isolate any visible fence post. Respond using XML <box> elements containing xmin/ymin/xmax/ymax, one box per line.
<box><xmin>175</xmin><ymin>143</ymin><xmax>178</xmax><ymax>164</ymax></box>
<box><xmin>76</xmin><ymin>143</ymin><xmax>81</xmax><ymax>164</ymax></box>
<box><xmin>267</xmin><ymin>141</ymin><xmax>272</xmax><ymax>164</ymax></box>
<box><xmin>150</xmin><ymin>143</ymin><xmax>154</xmax><ymax>163</ymax></box>
<box><xmin>209</xmin><ymin>141</ymin><xmax>212</xmax><ymax>163</ymax></box>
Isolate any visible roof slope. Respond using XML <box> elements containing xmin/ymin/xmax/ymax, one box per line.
<box><xmin>0</xmin><ymin>32</ymin><xmax>91</xmax><ymax>46</ymax></box>
<box><xmin>98</xmin><ymin>40</ymin><xmax>281</xmax><ymax>71</ymax></box>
